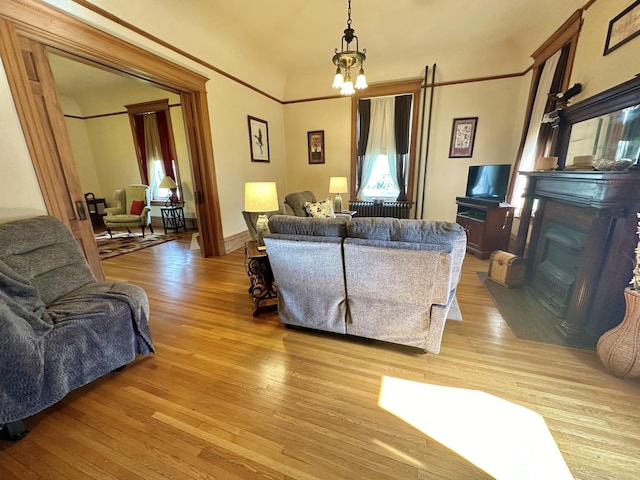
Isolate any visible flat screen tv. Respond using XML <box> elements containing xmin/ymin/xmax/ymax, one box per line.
<box><xmin>463</xmin><ymin>164</ymin><xmax>511</xmax><ymax>203</ymax></box>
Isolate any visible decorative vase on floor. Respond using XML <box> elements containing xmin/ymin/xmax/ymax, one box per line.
<box><xmin>596</xmin><ymin>287</ymin><xmax>640</xmax><ymax>379</ymax></box>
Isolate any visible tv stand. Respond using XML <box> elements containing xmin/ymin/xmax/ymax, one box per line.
<box><xmin>455</xmin><ymin>199</ymin><xmax>514</xmax><ymax>259</ymax></box>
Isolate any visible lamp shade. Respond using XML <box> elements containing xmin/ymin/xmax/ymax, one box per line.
<box><xmin>244</xmin><ymin>182</ymin><xmax>279</xmax><ymax>212</ymax></box>
<box><xmin>159</xmin><ymin>175</ymin><xmax>177</xmax><ymax>189</ymax></box>
<box><xmin>329</xmin><ymin>176</ymin><xmax>348</xmax><ymax>194</ymax></box>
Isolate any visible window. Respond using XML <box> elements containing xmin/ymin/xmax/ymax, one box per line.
<box><xmin>509</xmin><ymin>10</ymin><xmax>582</xmax><ymax>212</ymax></box>
<box><xmin>361</xmin><ymin>154</ymin><xmax>401</xmax><ymax>200</ymax></box>
<box><xmin>351</xmin><ymin>80</ymin><xmax>422</xmax><ymax>204</ymax></box>
<box><xmin>125</xmin><ymin>99</ymin><xmax>181</xmax><ymax>203</ymax></box>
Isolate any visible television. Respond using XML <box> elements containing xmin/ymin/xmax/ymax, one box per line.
<box><xmin>459</xmin><ymin>164</ymin><xmax>511</xmax><ymax>205</ymax></box>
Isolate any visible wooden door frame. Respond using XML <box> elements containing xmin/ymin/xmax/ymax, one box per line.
<box><xmin>0</xmin><ymin>0</ymin><xmax>224</xmax><ymax>257</ymax></box>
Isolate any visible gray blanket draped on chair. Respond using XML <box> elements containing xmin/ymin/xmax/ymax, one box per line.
<box><xmin>0</xmin><ymin>216</ymin><xmax>154</xmax><ymax>426</ymax></box>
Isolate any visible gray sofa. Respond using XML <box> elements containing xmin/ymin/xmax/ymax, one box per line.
<box><xmin>0</xmin><ymin>216</ymin><xmax>154</xmax><ymax>439</ymax></box>
<box><xmin>264</xmin><ymin>215</ymin><xmax>466</xmax><ymax>354</ymax></box>
<box><xmin>243</xmin><ymin>190</ymin><xmax>350</xmax><ymax>241</ymax></box>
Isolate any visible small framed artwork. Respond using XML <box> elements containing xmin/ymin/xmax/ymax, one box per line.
<box><xmin>449</xmin><ymin>117</ymin><xmax>478</xmax><ymax>158</ymax></box>
<box><xmin>248</xmin><ymin>116</ymin><xmax>270</xmax><ymax>162</ymax></box>
<box><xmin>307</xmin><ymin>130</ymin><xmax>325</xmax><ymax>164</ymax></box>
<box><xmin>604</xmin><ymin>0</ymin><xmax>640</xmax><ymax>55</ymax></box>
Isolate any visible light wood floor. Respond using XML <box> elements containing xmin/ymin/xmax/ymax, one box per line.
<box><xmin>1</xmin><ymin>234</ymin><xmax>639</xmax><ymax>479</ymax></box>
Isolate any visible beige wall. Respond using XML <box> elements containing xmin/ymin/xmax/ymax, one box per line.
<box><xmin>0</xmin><ymin>58</ymin><xmax>46</xmax><ymax>218</ymax></box>
<box><xmin>61</xmin><ymin>95</ymin><xmax>102</xmax><ymax>197</ymax></box>
<box><xmin>283</xmin><ymin>98</ymin><xmax>352</xmax><ymax>201</ymax></box>
<box><xmin>571</xmin><ymin>0</ymin><xmax>640</xmax><ymax>99</ymax></box>
<box><xmin>208</xmin><ymin>74</ymin><xmax>287</xmax><ymax>237</ymax></box>
<box><xmin>420</xmin><ymin>75</ymin><xmax>529</xmax><ymax>221</ymax></box>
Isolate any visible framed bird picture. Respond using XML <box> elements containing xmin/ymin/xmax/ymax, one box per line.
<box><xmin>248</xmin><ymin>116</ymin><xmax>270</xmax><ymax>162</ymax></box>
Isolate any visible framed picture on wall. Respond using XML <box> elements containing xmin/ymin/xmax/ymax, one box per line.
<box><xmin>307</xmin><ymin>130</ymin><xmax>325</xmax><ymax>164</ymax></box>
<box><xmin>449</xmin><ymin>117</ymin><xmax>478</xmax><ymax>158</ymax></box>
<box><xmin>248</xmin><ymin>116</ymin><xmax>270</xmax><ymax>162</ymax></box>
<box><xmin>604</xmin><ymin>0</ymin><xmax>640</xmax><ymax>55</ymax></box>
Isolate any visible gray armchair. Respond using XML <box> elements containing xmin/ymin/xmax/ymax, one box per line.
<box><xmin>103</xmin><ymin>184</ymin><xmax>153</xmax><ymax>237</ymax></box>
<box><xmin>0</xmin><ymin>216</ymin><xmax>154</xmax><ymax>439</ymax></box>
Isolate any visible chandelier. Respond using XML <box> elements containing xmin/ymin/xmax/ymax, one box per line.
<box><xmin>332</xmin><ymin>0</ymin><xmax>367</xmax><ymax>95</ymax></box>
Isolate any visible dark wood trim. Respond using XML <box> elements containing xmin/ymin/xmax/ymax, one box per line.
<box><xmin>63</xmin><ymin>103</ymin><xmax>182</xmax><ymax>120</ymax></box>
<box><xmin>430</xmin><ymin>69</ymin><xmax>531</xmax><ymax>88</ymax></box>
<box><xmin>70</xmin><ymin>0</ymin><xmax>282</xmax><ymax>104</ymax></box>
<box><xmin>531</xmin><ymin>9</ymin><xmax>583</xmax><ymax>67</ymax></box>
<box><xmin>284</xmin><ymin>69</ymin><xmax>532</xmax><ymax>104</ymax></box>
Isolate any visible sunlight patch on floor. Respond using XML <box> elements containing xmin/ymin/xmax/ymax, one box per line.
<box><xmin>372</xmin><ymin>438</ymin><xmax>426</xmax><ymax>469</ymax></box>
<box><xmin>378</xmin><ymin>377</ymin><xmax>573</xmax><ymax>480</ymax></box>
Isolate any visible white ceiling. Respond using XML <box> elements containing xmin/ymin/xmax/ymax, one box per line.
<box><xmin>49</xmin><ymin>0</ymin><xmax>589</xmax><ymax>102</ymax></box>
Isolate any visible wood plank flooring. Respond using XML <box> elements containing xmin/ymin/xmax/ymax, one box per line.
<box><xmin>1</xmin><ymin>234</ymin><xmax>639</xmax><ymax>479</ymax></box>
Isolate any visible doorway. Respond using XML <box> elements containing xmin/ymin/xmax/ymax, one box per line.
<box><xmin>0</xmin><ymin>1</ymin><xmax>225</xmax><ymax>281</ymax></box>
<box><xmin>47</xmin><ymin>52</ymin><xmax>197</xmax><ymax>248</ymax></box>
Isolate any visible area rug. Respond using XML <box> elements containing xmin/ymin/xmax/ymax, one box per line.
<box><xmin>477</xmin><ymin>272</ymin><xmax>574</xmax><ymax>348</ymax></box>
<box><xmin>95</xmin><ymin>232</ymin><xmax>178</xmax><ymax>260</ymax></box>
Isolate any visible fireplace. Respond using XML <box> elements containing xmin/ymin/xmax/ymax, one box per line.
<box><xmin>515</xmin><ymin>171</ymin><xmax>640</xmax><ymax>348</ymax></box>
<box><xmin>530</xmin><ymin>222</ymin><xmax>587</xmax><ymax>318</ymax></box>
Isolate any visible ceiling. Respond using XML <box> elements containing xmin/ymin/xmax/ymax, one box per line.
<box><xmin>49</xmin><ymin>0</ymin><xmax>589</xmax><ymax>102</ymax></box>
<box><xmin>200</xmin><ymin>0</ymin><xmax>587</xmax><ymax>74</ymax></box>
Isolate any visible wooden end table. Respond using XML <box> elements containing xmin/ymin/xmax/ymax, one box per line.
<box><xmin>244</xmin><ymin>240</ymin><xmax>278</xmax><ymax>316</ymax></box>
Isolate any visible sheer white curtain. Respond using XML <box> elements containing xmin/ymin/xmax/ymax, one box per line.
<box><xmin>510</xmin><ymin>50</ymin><xmax>561</xmax><ymax>212</ymax></box>
<box><xmin>143</xmin><ymin>113</ymin><xmax>165</xmax><ymax>199</ymax></box>
<box><xmin>356</xmin><ymin>97</ymin><xmax>398</xmax><ymax>200</ymax></box>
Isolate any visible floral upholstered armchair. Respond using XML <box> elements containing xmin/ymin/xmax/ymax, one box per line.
<box><xmin>103</xmin><ymin>184</ymin><xmax>153</xmax><ymax>237</ymax></box>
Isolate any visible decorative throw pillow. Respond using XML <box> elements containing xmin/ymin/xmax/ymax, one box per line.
<box><xmin>130</xmin><ymin>200</ymin><xmax>145</xmax><ymax>215</ymax></box>
<box><xmin>303</xmin><ymin>198</ymin><xmax>336</xmax><ymax>218</ymax></box>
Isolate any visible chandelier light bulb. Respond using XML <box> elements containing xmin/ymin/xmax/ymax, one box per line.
<box><xmin>355</xmin><ymin>67</ymin><xmax>367</xmax><ymax>89</ymax></box>
<box><xmin>340</xmin><ymin>79</ymin><xmax>355</xmax><ymax>95</ymax></box>
<box><xmin>332</xmin><ymin>68</ymin><xmax>344</xmax><ymax>88</ymax></box>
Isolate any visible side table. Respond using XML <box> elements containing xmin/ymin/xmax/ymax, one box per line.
<box><xmin>161</xmin><ymin>205</ymin><xmax>187</xmax><ymax>234</ymax></box>
<box><xmin>244</xmin><ymin>240</ymin><xmax>277</xmax><ymax>317</ymax></box>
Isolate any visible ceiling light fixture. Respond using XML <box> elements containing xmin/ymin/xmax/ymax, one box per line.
<box><xmin>332</xmin><ymin>0</ymin><xmax>367</xmax><ymax>95</ymax></box>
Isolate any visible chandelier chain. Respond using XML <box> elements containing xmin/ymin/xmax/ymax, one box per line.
<box><xmin>347</xmin><ymin>0</ymin><xmax>352</xmax><ymax>27</ymax></box>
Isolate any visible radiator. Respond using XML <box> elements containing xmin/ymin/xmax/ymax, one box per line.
<box><xmin>348</xmin><ymin>201</ymin><xmax>413</xmax><ymax>219</ymax></box>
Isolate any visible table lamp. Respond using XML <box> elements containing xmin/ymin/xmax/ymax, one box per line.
<box><xmin>159</xmin><ymin>175</ymin><xmax>179</xmax><ymax>206</ymax></box>
<box><xmin>329</xmin><ymin>176</ymin><xmax>348</xmax><ymax>213</ymax></box>
<box><xmin>244</xmin><ymin>182</ymin><xmax>278</xmax><ymax>250</ymax></box>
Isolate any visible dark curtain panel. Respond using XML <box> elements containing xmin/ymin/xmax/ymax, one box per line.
<box><xmin>356</xmin><ymin>99</ymin><xmax>371</xmax><ymax>194</ymax></box>
<box><xmin>155</xmin><ymin>110</ymin><xmax>176</xmax><ymax>181</ymax></box>
<box><xmin>394</xmin><ymin>95</ymin><xmax>412</xmax><ymax>201</ymax></box>
<box><xmin>132</xmin><ymin>115</ymin><xmax>149</xmax><ymax>185</ymax></box>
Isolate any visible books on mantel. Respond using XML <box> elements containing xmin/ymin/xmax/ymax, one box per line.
<box><xmin>565</xmin><ymin>154</ymin><xmax>595</xmax><ymax>171</ymax></box>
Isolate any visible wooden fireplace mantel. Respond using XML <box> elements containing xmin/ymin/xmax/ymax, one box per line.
<box><xmin>515</xmin><ymin>170</ymin><xmax>640</xmax><ymax>347</ymax></box>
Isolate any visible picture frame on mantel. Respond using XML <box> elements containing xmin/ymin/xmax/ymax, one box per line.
<box><xmin>248</xmin><ymin>116</ymin><xmax>270</xmax><ymax>162</ymax></box>
<box><xmin>449</xmin><ymin>117</ymin><xmax>478</xmax><ymax>158</ymax></box>
<box><xmin>307</xmin><ymin>130</ymin><xmax>325</xmax><ymax>164</ymax></box>
<box><xmin>604</xmin><ymin>0</ymin><xmax>640</xmax><ymax>56</ymax></box>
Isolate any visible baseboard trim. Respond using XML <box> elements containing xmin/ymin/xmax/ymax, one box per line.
<box><xmin>225</xmin><ymin>230</ymin><xmax>251</xmax><ymax>254</ymax></box>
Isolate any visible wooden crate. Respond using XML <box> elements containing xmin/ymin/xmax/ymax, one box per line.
<box><xmin>488</xmin><ymin>250</ymin><xmax>526</xmax><ymax>288</ymax></box>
